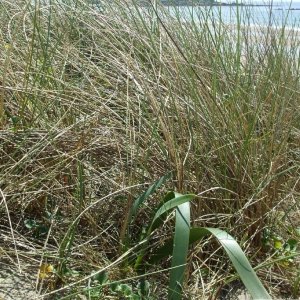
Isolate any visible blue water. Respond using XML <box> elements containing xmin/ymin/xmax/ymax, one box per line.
<box><xmin>165</xmin><ymin>1</ymin><xmax>300</xmax><ymax>27</ymax></box>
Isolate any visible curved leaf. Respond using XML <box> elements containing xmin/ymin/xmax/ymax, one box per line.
<box><xmin>203</xmin><ymin>228</ymin><xmax>271</xmax><ymax>300</ymax></box>
<box><xmin>134</xmin><ymin>192</ymin><xmax>195</xmax><ymax>270</ymax></box>
<box><xmin>169</xmin><ymin>201</ymin><xmax>190</xmax><ymax>300</ymax></box>
<box><xmin>149</xmin><ymin>193</ymin><xmax>196</xmax><ymax>233</ymax></box>
<box><xmin>150</xmin><ymin>227</ymin><xmax>271</xmax><ymax>300</ymax></box>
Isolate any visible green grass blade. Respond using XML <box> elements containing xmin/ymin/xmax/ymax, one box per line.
<box><xmin>129</xmin><ymin>172</ymin><xmax>172</xmax><ymax>224</ymax></box>
<box><xmin>169</xmin><ymin>201</ymin><xmax>190</xmax><ymax>300</ymax></box>
<box><xmin>122</xmin><ymin>172</ymin><xmax>172</xmax><ymax>253</ymax></box>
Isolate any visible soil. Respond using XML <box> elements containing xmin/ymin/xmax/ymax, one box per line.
<box><xmin>0</xmin><ymin>260</ymin><xmax>39</xmax><ymax>300</ymax></box>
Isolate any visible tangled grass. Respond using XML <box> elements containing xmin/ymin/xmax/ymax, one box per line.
<box><xmin>0</xmin><ymin>0</ymin><xmax>299</xmax><ymax>298</ymax></box>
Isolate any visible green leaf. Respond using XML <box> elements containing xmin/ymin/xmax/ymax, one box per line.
<box><xmin>133</xmin><ymin>191</ymin><xmax>270</xmax><ymax>300</ymax></box>
<box><xmin>168</xmin><ymin>201</ymin><xmax>190</xmax><ymax>300</ymax></box>
<box><xmin>24</xmin><ymin>219</ymin><xmax>37</xmax><ymax>229</ymax></box>
<box><xmin>149</xmin><ymin>193</ymin><xmax>195</xmax><ymax>234</ymax></box>
<box><xmin>110</xmin><ymin>282</ymin><xmax>121</xmax><ymax>292</ymax></box>
<box><xmin>204</xmin><ymin>228</ymin><xmax>271</xmax><ymax>300</ymax></box>
<box><xmin>120</xmin><ymin>284</ymin><xmax>133</xmax><ymax>296</ymax></box>
<box><xmin>129</xmin><ymin>172</ymin><xmax>172</xmax><ymax>224</ymax></box>
<box><xmin>93</xmin><ymin>271</ymin><xmax>108</xmax><ymax>285</ymax></box>
<box><xmin>284</xmin><ymin>239</ymin><xmax>298</xmax><ymax>252</ymax></box>
<box><xmin>138</xmin><ymin>280</ymin><xmax>150</xmax><ymax>297</ymax></box>
<box><xmin>147</xmin><ymin>191</ymin><xmax>181</xmax><ymax>233</ymax></box>
<box><xmin>134</xmin><ymin>192</ymin><xmax>195</xmax><ymax>270</ymax></box>
<box><xmin>150</xmin><ymin>227</ymin><xmax>271</xmax><ymax>300</ymax></box>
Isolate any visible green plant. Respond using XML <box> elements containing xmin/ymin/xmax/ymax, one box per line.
<box><xmin>122</xmin><ymin>174</ymin><xmax>271</xmax><ymax>299</ymax></box>
<box><xmin>121</xmin><ymin>172</ymin><xmax>172</xmax><ymax>252</ymax></box>
<box><xmin>77</xmin><ymin>271</ymin><xmax>152</xmax><ymax>300</ymax></box>
<box><xmin>24</xmin><ymin>216</ymin><xmax>50</xmax><ymax>238</ymax></box>
<box><xmin>111</xmin><ymin>283</ymin><xmax>139</xmax><ymax>299</ymax></box>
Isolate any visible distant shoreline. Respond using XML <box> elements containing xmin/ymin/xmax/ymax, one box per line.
<box><xmin>139</xmin><ymin>1</ymin><xmax>273</xmax><ymax>7</ymax></box>
<box><xmin>139</xmin><ymin>2</ymin><xmax>300</xmax><ymax>9</ymax></box>
<box><xmin>163</xmin><ymin>3</ymin><xmax>271</xmax><ymax>7</ymax></box>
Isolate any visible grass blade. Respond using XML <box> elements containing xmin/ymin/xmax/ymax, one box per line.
<box><xmin>130</xmin><ymin>172</ymin><xmax>172</xmax><ymax>224</ymax></box>
<box><xmin>120</xmin><ymin>172</ymin><xmax>172</xmax><ymax>253</ymax></box>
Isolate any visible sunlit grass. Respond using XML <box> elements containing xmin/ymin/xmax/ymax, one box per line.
<box><xmin>0</xmin><ymin>0</ymin><xmax>299</xmax><ymax>298</ymax></box>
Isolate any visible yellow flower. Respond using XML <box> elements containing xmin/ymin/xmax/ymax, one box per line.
<box><xmin>39</xmin><ymin>263</ymin><xmax>54</xmax><ymax>279</ymax></box>
<box><xmin>4</xmin><ymin>43</ymin><xmax>11</xmax><ymax>50</ymax></box>
<box><xmin>274</xmin><ymin>240</ymin><xmax>282</xmax><ymax>250</ymax></box>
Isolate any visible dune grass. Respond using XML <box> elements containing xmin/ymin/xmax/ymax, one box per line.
<box><xmin>0</xmin><ymin>0</ymin><xmax>299</xmax><ymax>298</ymax></box>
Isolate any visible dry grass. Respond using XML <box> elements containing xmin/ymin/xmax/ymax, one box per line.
<box><xmin>0</xmin><ymin>0</ymin><xmax>299</xmax><ymax>298</ymax></box>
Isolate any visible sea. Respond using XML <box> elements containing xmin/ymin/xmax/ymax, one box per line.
<box><xmin>163</xmin><ymin>1</ymin><xmax>300</xmax><ymax>28</ymax></box>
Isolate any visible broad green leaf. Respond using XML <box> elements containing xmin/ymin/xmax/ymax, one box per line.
<box><xmin>169</xmin><ymin>200</ymin><xmax>190</xmax><ymax>300</ymax></box>
<box><xmin>155</xmin><ymin>190</ymin><xmax>178</xmax><ymax>212</ymax></box>
<box><xmin>149</xmin><ymin>193</ymin><xmax>196</xmax><ymax>233</ymax></box>
<box><xmin>147</xmin><ymin>191</ymin><xmax>180</xmax><ymax>233</ymax></box>
<box><xmin>204</xmin><ymin>228</ymin><xmax>271</xmax><ymax>300</ymax></box>
<box><xmin>134</xmin><ymin>192</ymin><xmax>195</xmax><ymax>270</ymax></box>
<box><xmin>150</xmin><ymin>227</ymin><xmax>271</xmax><ymax>300</ymax></box>
<box><xmin>120</xmin><ymin>284</ymin><xmax>133</xmax><ymax>296</ymax></box>
<box><xmin>284</xmin><ymin>239</ymin><xmax>298</xmax><ymax>252</ymax></box>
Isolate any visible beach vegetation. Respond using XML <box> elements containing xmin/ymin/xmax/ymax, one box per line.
<box><xmin>0</xmin><ymin>0</ymin><xmax>299</xmax><ymax>298</ymax></box>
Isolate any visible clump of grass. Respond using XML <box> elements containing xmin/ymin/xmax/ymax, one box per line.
<box><xmin>0</xmin><ymin>0</ymin><xmax>299</xmax><ymax>298</ymax></box>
